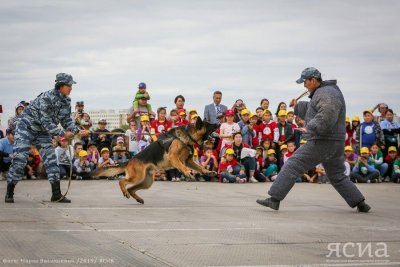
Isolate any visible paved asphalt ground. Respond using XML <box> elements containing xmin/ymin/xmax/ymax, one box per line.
<box><xmin>0</xmin><ymin>180</ymin><xmax>399</xmax><ymax>267</ymax></box>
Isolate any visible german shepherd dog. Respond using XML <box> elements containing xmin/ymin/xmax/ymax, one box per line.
<box><xmin>91</xmin><ymin>117</ymin><xmax>218</xmax><ymax>204</ymax></box>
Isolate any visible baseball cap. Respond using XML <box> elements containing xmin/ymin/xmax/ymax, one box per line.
<box><xmin>267</xmin><ymin>149</ymin><xmax>276</xmax><ymax>155</ymax></box>
<box><xmin>345</xmin><ymin>116</ymin><xmax>350</xmax><ymax>123</ymax></box>
<box><xmin>296</xmin><ymin>67</ymin><xmax>321</xmax><ymax>84</ymax></box>
<box><xmin>388</xmin><ymin>146</ymin><xmax>397</xmax><ymax>153</ymax></box>
<box><xmin>240</xmin><ymin>109</ymin><xmax>250</xmax><ymax>116</ymax></box>
<box><xmin>98</xmin><ymin>119</ymin><xmax>107</xmax><ymax>124</ymax></box>
<box><xmin>55</xmin><ymin>73</ymin><xmax>76</xmax><ymax>85</ymax></box>
<box><xmin>76</xmin><ymin>101</ymin><xmax>84</xmax><ymax>106</ymax></box>
<box><xmin>300</xmin><ymin>139</ymin><xmax>307</xmax><ymax>144</ymax></box>
<box><xmin>225</xmin><ymin>148</ymin><xmax>235</xmax><ymax>155</ymax></box>
<box><xmin>344</xmin><ymin>146</ymin><xmax>353</xmax><ymax>152</ymax></box>
<box><xmin>190</xmin><ymin>114</ymin><xmax>199</xmax><ymax>120</ymax></box>
<box><xmin>225</xmin><ymin>109</ymin><xmax>235</xmax><ymax>116</ymax></box>
<box><xmin>117</xmin><ymin>136</ymin><xmax>124</xmax><ymax>143</ymax></box>
<box><xmin>79</xmin><ymin>150</ymin><xmax>88</xmax><ymax>157</ymax></box>
<box><xmin>278</xmin><ymin>110</ymin><xmax>287</xmax><ymax>117</ymax></box>
<box><xmin>262</xmin><ymin>109</ymin><xmax>272</xmax><ymax>115</ymax></box>
<box><xmin>363</xmin><ymin>109</ymin><xmax>373</xmax><ymax>115</ymax></box>
<box><xmin>360</xmin><ymin>147</ymin><xmax>369</xmax><ymax>154</ymax></box>
<box><xmin>352</xmin><ymin>116</ymin><xmax>360</xmax><ymax>122</ymax></box>
<box><xmin>280</xmin><ymin>144</ymin><xmax>288</xmax><ymax>151</ymax></box>
<box><xmin>138</xmin><ymin>82</ymin><xmax>146</xmax><ymax>89</ymax></box>
<box><xmin>177</xmin><ymin>109</ymin><xmax>186</xmax><ymax>116</ymax></box>
<box><xmin>140</xmin><ymin>115</ymin><xmax>150</xmax><ymax>122</ymax></box>
<box><xmin>100</xmin><ymin>147</ymin><xmax>110</xmax><ymax>154</ymax></box>
<box><xmin>189</xmin><ymin>109</ymin><xmax>197</xmax><ymax>114</ymax></box>
<box><xmin>249</xmin><ymin>113</ymin><xmax>258</xmax><ymax>119</ymax></box>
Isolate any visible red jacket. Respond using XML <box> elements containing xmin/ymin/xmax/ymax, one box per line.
<box><xmin>151</xmin><ymin>119</ymin><xmax>172</xmax><ymax>137</ymax></box>
<box><xmin>218</xmin><ymin>157</ymin><xmax>241</xmax><ymax>173</ymax></box>
<box><xmin>255</xmin><ymin>121</ymin><xmax>277</xmax><ymax>142</ymax></box>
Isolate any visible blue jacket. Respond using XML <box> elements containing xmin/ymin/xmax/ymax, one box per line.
<box><xmin>22</xmin><ymin>89</ymin><xmax>80</xmax><ymax>136</ymax></box>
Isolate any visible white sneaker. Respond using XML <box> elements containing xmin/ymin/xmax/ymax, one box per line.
<box><xmin>31</xmin><ymin>175</ymin><xmax>37</xmax><ymax>180</ymax></box>
<box><xmin>249</xmin><ymin>176</ymin><xmax>258</xmax><ymax>183</ymax></box>
<box><xmin>171</xmin><ymin>177</ymin><xmax>176</xmax><ymax>182</ymax></box>
<box><xmin>176</xmin><ymin>177</ymin><xmax>180</xmax><ymax>182</ymax></box>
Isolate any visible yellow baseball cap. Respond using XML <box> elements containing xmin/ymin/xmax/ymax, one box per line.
<box><xmin>140</xmin><ymin>115</ymin><xmax>150</xmax><ymax>122</ymax></box>
<box><xmin>191</xmin><ymin>114</ymin><xmax>199</xmax><ymax>120</ymax></box>
<box><xmin>300</xmin><ymin>139</ymin><xmax>307</xmax><ymax>144</ymax></box>
<box><xmin>189</xmin><ymin>109</ymin><xmax>197</xmax><ymax>114</ymax></box>
<box><xmin>100</xmin><ymin>147</ymin><xmax>109</xmax><ymax>154</ymax></box>
<box><xmin>249</xmin><ymin>113</ymin><xmax>258</xmax><ymax>118</ymax></box>
<box><xmin>267</xmin><ymin>149</ymin><xmax>276</xmax><ymax>155</ymax></box>
<box><xmin>225</xmin><ymin>148</ymin><xmax>235</xmax><ymax>155</ymax></box>
<box><xmin>240</xmin><ymin>109</ymin><xmax>250</xmax><ymax>116</ymax></box>
<box><xmin>345</xmin><ymin>116</ymin><xmax>350</xmax><ymax>123</ymax></box>
<box><xmin>344</xmin><ymin>146</ymin><xmax>353</xmax><ymax>152</ymax></box>
<box><xmin>280</xmin><ymin>144</ymin><xmax>288</xmax><ymax>151</ymax></box>
<box><xmin>363</xmin><ymin>109</ymin><xmax>373</xmax><ymax>115</ymax></box>
<box><xmin>262</xmin><ymin>109</ymin><xmax>272</xmax><ymax>115</ymax></box>
<box><xmin>388</xmin><ymin>146</ymin><xmax>397</xmax><ymax>153</ymax></box>
<box><xmin>278</xmin><ymin>110</ymin><xmax>287</xmax><ymax>117</ymax></box>
<box><xmin>79</xmin><ymin>150</ymin><xmax>88</xmax><ymax>157</ymax></box>
<box><xmin>360</xmin><ymin>147</ymin><xmax>369</xmax><ymax>154</ymax></box>
<box><xmin>352</xmin><ymin>116</ymin><xmax>360</xmax><ymax>122</ymax></box>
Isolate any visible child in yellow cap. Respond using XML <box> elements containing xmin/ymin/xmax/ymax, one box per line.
<box><xmin>350</xmin><ymin>147</ymin><xmax>380</xmax><ymax>183</ymax></box>
<box><xmin>73</xmin><ymin>150</ymin><xmax>91</xmax><ymax>180</ymax></box>
<box><xmin>219</xmin><ymin>148</ymin><xmax>247</xmax><ymax>183</ymax></box>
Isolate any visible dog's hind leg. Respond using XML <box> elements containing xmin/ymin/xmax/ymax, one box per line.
<box><xmin>127</xmin><ymin>168</ymin><xmax>155</xmax><ymax>204</ymax></box>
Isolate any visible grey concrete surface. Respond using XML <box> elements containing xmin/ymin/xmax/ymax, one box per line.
<box><xmin>0</xmin><ymin>180</ymin><xmax>399</xmax><ymax>267</ymax></box>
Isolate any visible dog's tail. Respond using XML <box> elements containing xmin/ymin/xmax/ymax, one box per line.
<box><xmin>90</xmin><ymin>161</ymin><xmax>128</xmax><ymax>177</ymax></box>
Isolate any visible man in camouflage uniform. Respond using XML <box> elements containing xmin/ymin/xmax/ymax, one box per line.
<box><xmin>256</xmin><ymin>67</ymin><xmax>371</xmax><ymax>212</ymax></box>
<box><xmin>5</xmin><ymin>73</ymin><xmax>89</xmax><ymax>203</ymax></box>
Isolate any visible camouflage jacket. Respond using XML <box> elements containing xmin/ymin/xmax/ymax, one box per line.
<box><xmin>22</xmin><ymin>89</ymin><xmax>80</xmax><ymax>136</ymax></box>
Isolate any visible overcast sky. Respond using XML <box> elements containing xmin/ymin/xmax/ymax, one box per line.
<box><xmin>0</xmin><ymin>0</ymin><xmax>399</xmax><ymax>126</ymax></box>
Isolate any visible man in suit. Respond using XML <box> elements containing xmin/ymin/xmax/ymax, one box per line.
<box><xmin>203</xmin><ymin>91</ymin><xmax>228</xmax><ymax>126</ymax></box>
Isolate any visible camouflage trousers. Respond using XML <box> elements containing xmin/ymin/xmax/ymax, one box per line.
<box><xmin>7</xmin><ymin>119</ymin><xmax>60</xmax><ymax>185</ymax></box>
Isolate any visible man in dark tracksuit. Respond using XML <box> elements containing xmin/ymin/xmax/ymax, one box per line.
<box><xmin>5</xmin><ymin>73</ymin><xmax>89</xmax><ymax>203</ymax></box>
<box><xmin>257</xmin><ymin>67</ymin><xmax>370</xmax><ymax>212</ymax></box>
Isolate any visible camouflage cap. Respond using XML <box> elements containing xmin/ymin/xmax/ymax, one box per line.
<box><xmin>296</xmin><ymin>67</ymin><xmax>321</xmax><ymax>84</ymax></box>
<box><xmin>55</xmin><ymin>73</ymin><xmax>76</xmax><ymax>85</ymax></box>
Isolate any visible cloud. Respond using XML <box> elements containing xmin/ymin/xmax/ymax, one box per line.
<box><xmin>1</xmin><ymin>0</ymin><xmax>399</xmax><ymax>126</ymax></box>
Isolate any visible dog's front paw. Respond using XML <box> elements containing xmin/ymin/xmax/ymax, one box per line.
<box><xmin>185</xmin><ymin>174</ymin><xmax>196</xmax><ymax>182</ymax></box>
<box><xmin>206</xmin><ymin>171</ymin><xmax>217</xmax><ymax>177</ymax></box>
<box><xmin>123</xmin><ymin>191</ymin><xmax>130</xmax><ymax>199</ymax></box>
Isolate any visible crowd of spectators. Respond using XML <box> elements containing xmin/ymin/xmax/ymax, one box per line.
<box><xmin>1</xmin><ymin>84</ymin><xmax>399</xmax><ymax>184</ymax></box>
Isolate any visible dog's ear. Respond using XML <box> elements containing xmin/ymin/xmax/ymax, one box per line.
<box><xmin>195</xmin><ymin>116</ymin><xmax>203</xmax><ymax>130</ymax></box>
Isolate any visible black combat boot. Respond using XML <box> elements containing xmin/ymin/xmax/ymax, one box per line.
<box><xmin>256</xmin><ymin>197</ymin><xmax>280</xmax><ymax>210</ymax></box>
<box><xmin>50</xmin><ymin>181</ymin><xmax>71</xmax><ymax>203</ymax></box>
<box><xmin>5</xmin><ymin>183</ymin><xmax>15</xmax><ymax>203</ymax></box>
<box><xmin>356</xmin><ymin>200</ymin><xmax>371</xmax><ymax>213</ymax></box>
